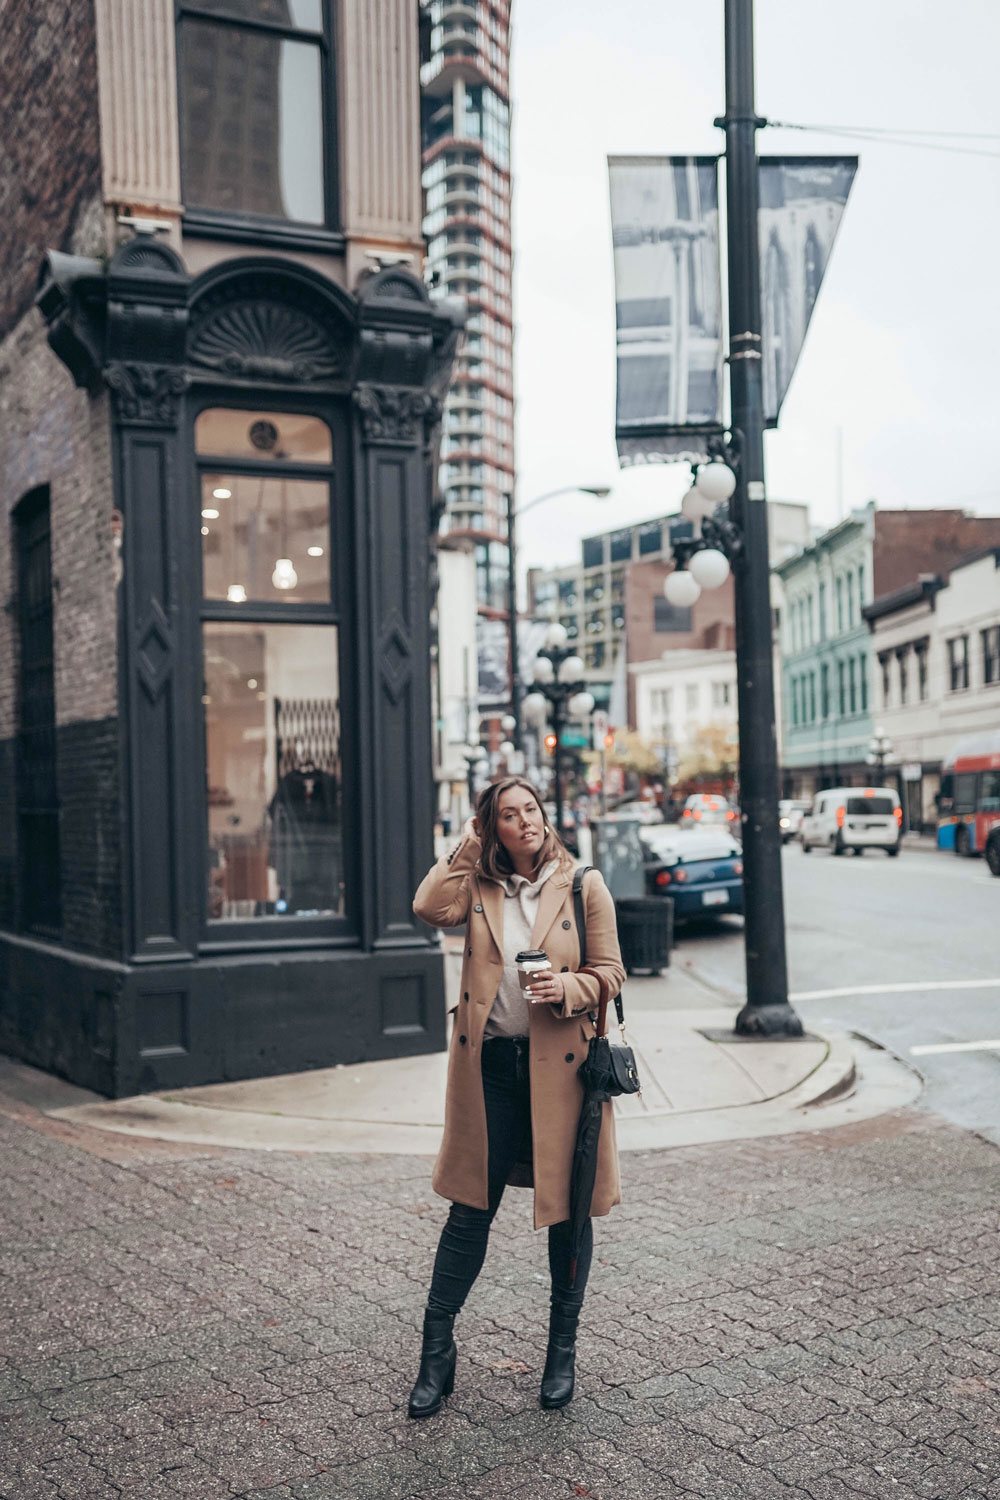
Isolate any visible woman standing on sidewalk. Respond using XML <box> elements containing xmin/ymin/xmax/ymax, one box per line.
<box><xmin>407</xmin><ymin>775</ymin><xmax>625</xmax><ymax>1417</ymax></box>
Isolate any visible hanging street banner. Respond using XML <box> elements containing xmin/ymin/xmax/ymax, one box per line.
<box><xmin>609</xmin><ymin>156</ymin><xmax>723</xmax><ymax>467</ymax></box>
<box><xmin>477</xmin><ymin>616</ymin><xmax>561</xmax><ymax>708</ymax></box>
<box><xmin>758</xmin><ymin>156</ymin><xmax>857</xmax><ymax>424</ymax></box>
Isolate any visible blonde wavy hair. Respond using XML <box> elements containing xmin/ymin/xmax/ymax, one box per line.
<box><xmin>475</xmin><ymin>776</ymin><xmax>574</xmax><ymax>882</ymax></box>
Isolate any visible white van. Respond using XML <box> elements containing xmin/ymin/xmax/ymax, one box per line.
<box><xmin>799</xmin><ymin>787</ymin><xmax>902</xmax><ymax>856</ymax></box>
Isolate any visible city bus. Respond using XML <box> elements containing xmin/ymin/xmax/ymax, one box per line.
<box><xmin>937</xmin><ymin>731</ymin><xmax>1000</xmax><ymax>875</ymax></box>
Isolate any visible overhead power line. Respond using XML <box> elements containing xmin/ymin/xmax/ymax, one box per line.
<box><xmin>769</xmin><ymin>119</ymin><xmax>1000</xmax><ymax>160</ymax></box>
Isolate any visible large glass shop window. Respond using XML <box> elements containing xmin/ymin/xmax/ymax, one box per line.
<box><xmin>197</xmin><ymin>409</ymin><xmax>343</xmax><ymax>923</ymax></box>
<box><xmin>203</xmin><ymin>622</ymin><xmax>343</xmax><ymax>920</ymax></box>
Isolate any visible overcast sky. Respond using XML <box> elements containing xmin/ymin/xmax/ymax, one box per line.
<box><xmin>510</xmin><ymin>0</ymin><xmax>1000</xmax><ymax>577</ymax></box>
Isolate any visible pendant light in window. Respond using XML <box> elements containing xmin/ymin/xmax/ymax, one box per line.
<box><xmin>272</xmin><ymin>557</ymin><xmax>298</xmax><ymax>590</ymax></box>
<box><xmin>271</xmin><ymin>473</ymin><xmax>297</xmax><ymax>591</ymax></box>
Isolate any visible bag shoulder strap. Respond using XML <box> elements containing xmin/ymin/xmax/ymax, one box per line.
<box><xmin>572</xmin><ymin>865</ymin><xmax>626</xmax><ymax>1032</ymax></box>
<box><xmin>571</xmin><ymin>865</ymin><xmax>591</xmax><ymax>963</ymax></box>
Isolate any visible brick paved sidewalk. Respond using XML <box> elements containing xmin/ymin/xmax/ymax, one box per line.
<box><xmin>1</xmin><ymin>1092</ymin><xmax>998</xmax><ymax>1500</ymax></box>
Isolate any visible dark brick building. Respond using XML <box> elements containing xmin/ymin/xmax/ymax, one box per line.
<box><xmin>0</xmin><ymin>0</ymin><xmax>461</xmax><ymax>1096</ymax></box>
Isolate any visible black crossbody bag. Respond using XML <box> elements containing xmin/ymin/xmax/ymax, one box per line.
<box><xmin>572</xmin><ymin>866</ymin><xmax>641</xmax><ymax>1097</ymax></box>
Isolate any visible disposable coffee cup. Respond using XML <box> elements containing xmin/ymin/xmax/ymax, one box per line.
<box><xmin>515</xmin><ymin>949</ymin><xmax>551</xmax><ymax>1000</ymax></box>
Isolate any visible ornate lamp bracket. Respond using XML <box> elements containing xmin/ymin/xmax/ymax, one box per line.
<box><xmin>696</xmin><ymin>427</ymin><xmax>747</xmax><ymax>569</ymax></box>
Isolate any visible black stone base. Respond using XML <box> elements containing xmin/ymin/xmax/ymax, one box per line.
<box><xmin>734</xmin><ymin>1001</ymin><xmax>805</xmax><ymax>1038</ymax></box>
<box><xmin>0</xmin><ymin>936</ymin><xmax>446</xmax><ymax>1098</ymax></box>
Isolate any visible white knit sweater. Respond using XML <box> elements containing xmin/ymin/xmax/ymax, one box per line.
<box><xmin>483</xmin><ymin>859</ymin><xmax>560</xmax><ymax>1039</ymax></box>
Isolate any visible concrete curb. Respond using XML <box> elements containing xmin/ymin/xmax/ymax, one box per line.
<box><xmin>46</xmin><ymin>1023</ymin><xmax>916</xmax><ymax>1156</ymax></box>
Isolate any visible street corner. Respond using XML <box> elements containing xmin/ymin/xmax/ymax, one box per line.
<box><xmin>613</xmin><ymin>1009</ymin><xmax>921</xmax><ymax>1153</ymax></box>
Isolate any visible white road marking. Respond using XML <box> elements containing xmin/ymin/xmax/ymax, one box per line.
<box><xmin>910</xmin><ymin>1039</ymin><xmax>1000</xmax><ymax>1056</ymax></box>
<box><xmin>790</xmin><ymin>978</ymin><xmax>1000</xmax><ymax>1002</ymax></box>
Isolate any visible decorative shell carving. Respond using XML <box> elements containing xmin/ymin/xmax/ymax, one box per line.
<box><xmin>189</xmin><ymin>300</ymin><xmax>344</xmax><ymax>383</ymax></box>
<box><xmin>373</xmin><ymin>274</ymin><xmax>425</xmax><ymax>302</ymax></box>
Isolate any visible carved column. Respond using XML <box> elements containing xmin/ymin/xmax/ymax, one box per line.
<box><xmin>353</xmin><ymin>271</ymin><xmax>462</xmax><ymax>950</ymax></box>
<box><xmin>103</xmin><ymin>237</ymin><xmax>196</xmax><ymax>962</ymax></box>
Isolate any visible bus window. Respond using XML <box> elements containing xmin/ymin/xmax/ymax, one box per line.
<box><xmin>982</xmin><ymin>771</ymin><xmax>1000</xmax><ymax>813</ymax></box>
<box><xmin>953</xmin><ymin>772</ymin><xmax>978</xmax><ymax>815</ymax></box>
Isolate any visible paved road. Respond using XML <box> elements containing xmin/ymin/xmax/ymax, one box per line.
<box><xmin>647</xmin><ymin>843</ymin><xmax>1000</xmax><ymax>1146</ymax></box>
<box><xmin>2</xmin><ymin>1091</ymin><xmax>999</xmax><ymax>1500</ymax></box>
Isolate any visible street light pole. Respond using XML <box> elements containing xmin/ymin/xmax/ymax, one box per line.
<box><xmin>505</xmin><ymin>484</ymin><xmax>611</xmax><ymax>754</ymax></box>
<box><xmin>522</xmin><ymin>626</ymin><xmax>594</xmax><ymax>844</ymax></box>
<box><xmin>550</xmin><ymin>689</ymin><xmax>566</xmax><ymax>833</ymax></box>
<box><xmin>505</xmin><ymin>489</ymin><xmax>521</xmax><ymax>749</ymax></box>
<box><xmin>719</xmin><ymin>0</ymin><xmax>802</xmax><ymax>1036</ymax></box>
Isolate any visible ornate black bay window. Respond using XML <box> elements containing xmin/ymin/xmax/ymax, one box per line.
<box><xmin>32</xmin><ymin>238</ymin><xmax>464</xmax><ymax>1094</ymax></box>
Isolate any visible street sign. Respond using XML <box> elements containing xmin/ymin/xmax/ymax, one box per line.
<box><xmin>560</xmin><ymin>729</ymin><xmax>589</xmax><ymax>748</ymax></box>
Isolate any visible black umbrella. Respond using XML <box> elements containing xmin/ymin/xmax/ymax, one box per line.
<box><xmin>567</xmin><ymin>971</ymin><xmax>614</xmax><ymax>1288</ymax></box>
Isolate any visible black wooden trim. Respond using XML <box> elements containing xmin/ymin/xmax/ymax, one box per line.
<box><xmin>200</xmin><ymin>601</ymin><xmax>340</xmax><ymax>625</ymax></box>
<box><xmin>183</xmin><ymin>214</ymin><xmax>346</xmax><ymax>256</ymax></box>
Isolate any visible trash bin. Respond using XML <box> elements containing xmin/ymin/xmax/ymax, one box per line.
<box><xmin>614</xmin><ymin>896</ymin><xmax>673</xmax><ymax>976</ymax></box>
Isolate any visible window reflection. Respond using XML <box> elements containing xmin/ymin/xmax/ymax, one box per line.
<box><xmin>204</xmin><ymin>622</ymin><xmax>343</xmax><ymax>920</ymax></box>
<box><xmin>181</xmin><ymin>17</ymin><xmax>325</xmax><ymax>223</ymax></box>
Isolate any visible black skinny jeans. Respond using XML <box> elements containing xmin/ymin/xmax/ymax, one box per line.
<box><xmin>427</xmin><ymin>1036</ymin><xmax>593</xmax><ymax>1317</ymax></box>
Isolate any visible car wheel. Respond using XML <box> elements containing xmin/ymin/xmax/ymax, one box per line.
<box><xmin>833</xmin><ymin>834</ymin><xmax>846</xmax><ymax>856</ymax></box>
<box><xmin>955</xmin><ymin>824</ymin><xmax>970</xmax><ymax>858</ymax></box>
<box><xmin>887</xmin><ymin>844</ymin><xmax>900</xmax><ymax>857</ymax></box>
<box><xmin>986</xmin><ymin>833</ymin><xmax>1000</xmax><ymax>878</ymax></box>
<box><xmin>801</xmin><ymin>839</ymin><xmax>811</xmax><ymax>853</ymax></box>
<box><xmin>854</xmin><ymin>846</ymin><xmax>864</xmax><ymax>856</ymax></box>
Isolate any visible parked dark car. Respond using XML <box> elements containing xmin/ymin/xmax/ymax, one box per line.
<box><xmin>639</xmin><ymin>827</ymin><xmax>744</xmax><ymax>920</ymax></box>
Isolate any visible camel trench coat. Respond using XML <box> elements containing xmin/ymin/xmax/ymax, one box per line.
<box><xmin>413</xmin><ymin>834</ymin><xmax>627</xmax><ymax>1230</ymax></box>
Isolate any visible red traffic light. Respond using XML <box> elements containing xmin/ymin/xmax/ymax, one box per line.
<box><xmin>543</xmin><ymin>733</ymin><xmax>557</xmax><ymax>753</ymax></box>
<box><xmin>603</xmin><ymin>732</ymin><xmax>614</xmax><ymax>749</ymax></box>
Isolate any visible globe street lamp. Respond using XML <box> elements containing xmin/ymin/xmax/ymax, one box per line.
<box><xmin>524</xmin><ymin>623</ymin><xmax>595</xmax><ymax>836</ymax></box>
<box><xmin>506</xmin><ymin>485</ymin><xmax>611</xmax><ymax>749</ymax></box>
<box><xmin>865</xmin><ymin>727</ymin><xmax>894</xmax><ymax>776</ymax></box>
<box><xmin>461</xmin><ymin>742</ymin><xmax>488</xmax><ymax>814</ymax></box>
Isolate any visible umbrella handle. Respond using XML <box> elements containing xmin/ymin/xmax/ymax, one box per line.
<box><xmin>579</xmin><ymin>965</ymin><xmax>611</xmax><ymax>1038</ymax></box>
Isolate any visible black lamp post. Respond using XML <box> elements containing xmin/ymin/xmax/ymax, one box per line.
<box><xmin>505</xmin><ymin>485</ymin><xmax>611</xmax><ymax>750</ymax></box>
<box><xmin>648</xmin><ymin>0</ymin><xmax>801</xmax><ymax>1037</ymax></box>
<box><xmin>461</xmin><ymin>742</ymin><xmax>487</xmax><ymax>815</ymax></box>
<box><xmin>521</xmin><ymin>624</ymin><xmax>594</xmax><ymax>835</ymax></box>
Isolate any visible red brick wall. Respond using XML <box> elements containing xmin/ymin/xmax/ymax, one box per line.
<box><xmin>0</xmin><ymin>0</ymin><xmax>103</xmax><ymax>340</ymax></box>
<box><xmin>626</xmin><ymin>559</ymin><xmax>736</xmax><ymax>663</ymax></box>
<box><xmin>0</xmin><ymin>313</ymin><xmax>120</xmax><ymax>955</ymax></box>
<box><xmin>873</xmin><ymin>511</ymin><xmax>1000</xmax><ymax>598</ymax></box>
<box><xmin>625</xmin><ymin>559</ymin><xmax>736</xmax><ymax>720</ymax></box>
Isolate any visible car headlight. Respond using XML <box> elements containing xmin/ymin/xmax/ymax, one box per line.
<box><xmin>779</xmin><ymin>817</ymin><xmax>789</xmax><ymax>827</ymax></box>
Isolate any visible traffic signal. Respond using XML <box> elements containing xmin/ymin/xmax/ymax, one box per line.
<box><xmin>544</xmin><ymin>733</ymin><xmax>557</xmax><ymax>754</ymax></box>
<box><xmin>603</xmin><ymin>731</ymin><xmax>614</xmax><ymax>750</ymax></box>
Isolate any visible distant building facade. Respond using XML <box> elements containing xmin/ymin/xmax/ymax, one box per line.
<box><xmin>632</xmin><ymin>649</ymin><xmax>738</xmax><ymax>786</ymax></box>
<box><xmin>775</xmin><ymin>505</ymin><xmax>1000</xmax><ymax>800</ymax></box>
<box><xmin>420</xmin><ymin>0</ymin><xmax>514</xmax><ymax>741</ymax></box>
<box><xmin>863</xmin><ymin>549</ymin><xmax>1000</xmax><ymax>831</ymax></box>
<box><xmin>0</xmin><ymin>0</ymin><xmax>460</xmax><ymax>1096</ymax></box>
<box><xmin>528</xmin><ymin>501</ymin><xmax>809</xmax><ymax>722</ymax></box>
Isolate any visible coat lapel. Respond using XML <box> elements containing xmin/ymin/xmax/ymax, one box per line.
<box><xmin>529</xmin><ymin>866</ymin><xmax>571</xmax><ymax>950</ymax></box>
<box><xmin>475</xmin><ymin>874</ymin><xmax>505</xmax><ymax>959</ymax></box>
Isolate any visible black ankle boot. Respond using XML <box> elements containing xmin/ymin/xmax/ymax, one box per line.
<box><xmin>408</xmin><ymin>1309</ymin><xmax>457</xmax><ymax>1419</ymax></box>
<box><xmin>540</xmin><ymin>1303</ymin><xmax>579</xmax><ymax>1409</ymax></box>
